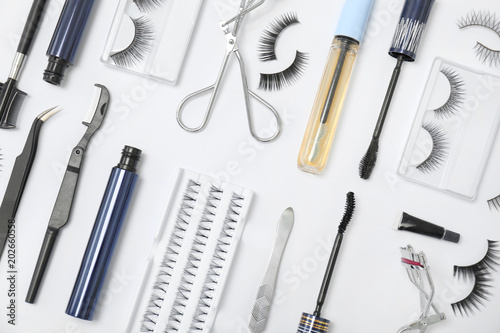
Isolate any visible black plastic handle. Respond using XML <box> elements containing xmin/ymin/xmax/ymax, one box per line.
<box><xmin>26</xmin><ymin>227</ymin><xmax>59</xmax><ymax>304</ymax></box>
<box><xmin>17</xmin><ymin>0</ymin><xmax>50</xmax><ymax>55</ymax></box>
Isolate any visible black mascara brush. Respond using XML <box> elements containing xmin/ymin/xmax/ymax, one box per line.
<box><xmin>296</xmin><ymin>191</ymin><xmax>355</xmax><ymax>333</ymax></box>
<box><xmin>0</xmin><ymin>0</ymin><xmax>49</xmax><ymax>129</ymax></box>
<box><xmin>358</xmin><ymin>0</ymin><xmax>435</xmax><ymax>179</ymax></box>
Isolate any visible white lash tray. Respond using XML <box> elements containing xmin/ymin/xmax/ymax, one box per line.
<box><xmin>101</xmin><ymin>0</ymin><xmax>202</xmax><ymax>84</ymax></box>
<box><xmin>399</xmin><ymin>58</ymin><xmax>500</xmax><ymax>200</ymax></box>
<box><xmin>125</xmin><ymin>168</ymin><xmax>253</xmax><ymax>333</ymax></box>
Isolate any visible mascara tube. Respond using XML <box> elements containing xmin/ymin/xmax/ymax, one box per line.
<box><xmin>298</xmin><ymin>0</ymin><xmax>373</xmax><ymax>174</ymax></box>
<box><xmin>394</xmin><ymin>212</ymin><xmax>460</xmax><ymax>243</ymax></box>
<box><xmin>66</xmin><ymin>146</ymin><xmax>141</xmax><ymax>320</ymax></box>
<box><xmin>43</xmin><ymin>0</ymin><xmax>96</xmax><ymax>85</ymax></box>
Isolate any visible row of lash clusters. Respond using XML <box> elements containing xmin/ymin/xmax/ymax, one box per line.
<box><xmin>137</xmin><ymin>176</ymin><xmax>247</xmax><ymax>333</ymax></box>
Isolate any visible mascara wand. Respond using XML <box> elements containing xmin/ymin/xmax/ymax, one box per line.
<box><xmin>358</xmin><ymin>0</ymin><xmax>435</xmax><ymax>180</ymax></box>
<box><xmin>296</xmin><ymin>192</ymin><xmax>355</xmax><ymax>333</ymax></box>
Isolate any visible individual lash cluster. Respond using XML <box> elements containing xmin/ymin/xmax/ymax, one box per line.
<box><xmin>457</xmin><ymin>11</ymin><xmax>500</xmax><ymax>68</ymax></box>
<box><xmin>257</xmin><ymin>12</ymin><xmax>309</xmax><ymax>91</ymax></box>
<box><xmin>127</xmin><ymin>170</ymin><xmax>252</xmax><ymax>333</ymax></box>
<box><xmin>451</xmin><ymin>240</ymin><xmax>500</xmax><ymax>316</ymax></box>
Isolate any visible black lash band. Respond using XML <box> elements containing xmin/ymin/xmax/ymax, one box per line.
<box><xmin>473</xmin><ymin>42</ymin><xmax>500</xmax><ymax>68</ymax></box>
<box><xmin>434</xmin><ymin>67</ymin><xmax>465</xmax><ymax>118</ymax></box>
<box><xmin>111</xmin><ymin>16</ymin><xmax>155</xmax><ymax>68</ymax></box>
<box><xmin>416</xmin><ymin>122</ymin><xmax>449</xmax><ymax>174</ymax></box>
<box><xmin>258</xmin><ymin>51</ymin><xmax>309</xmax><ymax>91</ymax></box>
<box><xmin>258</xmin><ymin>12</ymin><xmax>300</xmax><ymax>62</ymax></box>
<box><xmin>451</xmin><ymin>240</ymin><xmax>500</xmax><ymax>316</ymax></box>
<box><xmin>133</xmin><ymin>0</ymin><xmax>167</xmax><ymax>12</ymax></box>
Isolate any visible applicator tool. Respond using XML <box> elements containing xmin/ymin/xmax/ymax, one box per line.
<box><xmin>296</xmin><ymin>192</ymin><xmax>355</xmax><ymax>333</ymax></box>
<box><xmin>359</xmin><ymin>0</ymin><xmax>435</xmax><ymax>179</ymax></box>
<box><xmin>0</xmin><ymin>0</ymin><xmax>50</xmax><ymax>128</ymax></box>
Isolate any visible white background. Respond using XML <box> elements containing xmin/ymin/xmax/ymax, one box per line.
<box><xmin>1</xmin><ymin>0</ymin><xmax>500</xmax><ymax>332</ymax></box>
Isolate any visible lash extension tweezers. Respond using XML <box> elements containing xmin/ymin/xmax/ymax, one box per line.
<box><xmin>26</xmin><ymin>85</ymin><xmax>110</xmax><ymax>304</ymax></box>
<box><xmin>0</xmin><ymin>107</ymin><xmax>61</xmax><ymax>260</ymax></box>
<box><xmin>398</xmin><ymin>245</ymin><xmax>445</xmax><ymax>333</ymax></box>
<box><xmin>176</xmin><ymin>0</ymin><xmax>282</xmax><ymax>143</ymax></box>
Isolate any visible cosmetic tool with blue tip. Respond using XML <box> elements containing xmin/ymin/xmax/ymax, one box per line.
<box><xmin>359</xmin><ymin>0</ymin><xmax>435</xmax><ymax>180</ymax></box>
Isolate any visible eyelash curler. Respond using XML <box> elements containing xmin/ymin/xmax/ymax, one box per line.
<box><xmin>397</xmin><ymin>245</ymin><xmax>445</xmax><ymax>333</ymax></box>
<box><xmin>176</xmin><ymin>0</ymin><xmax>282</xmax><ymax>143</ymax></box>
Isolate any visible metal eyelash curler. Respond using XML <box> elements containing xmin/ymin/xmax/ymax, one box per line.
<box><xmin>397</xmin><ymin>245</ymin><xmax>445</xmax><ymax>333</ymax></box>
<box><xmin>176</xmin><ymin>0</ymin><xmax>282</xmax><ymax>143</ymax></box>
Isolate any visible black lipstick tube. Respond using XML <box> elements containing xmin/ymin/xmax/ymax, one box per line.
<box><xmin>394</xmin><ymin>212</ymin><xmax>460</xmax><ymax>243</ymax></box>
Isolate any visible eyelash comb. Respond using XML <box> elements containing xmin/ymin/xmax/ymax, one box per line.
<box><xmin>359</xmin><ymin>0</ymin><xmax>435</xmax><ymax>180</ymax></box>
<box><xmin>296</xmin><ymin>192</ymin><xmax>355</xmax><ymax>333</ymax></box>
<box><xmin>25</xmin><ymin>84</ymin><xmax>110</xmax><ymax>304</ymax></box>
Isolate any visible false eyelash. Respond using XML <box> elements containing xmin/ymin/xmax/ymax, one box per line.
<box><xmin>487</xmin><ymin>194</ymin><xmax>500</xmax><ymax>211</ymax></box>
<box><xmin>451</xmin><ymin>240</ymin><xmax>500</xmax><ymax>316</ymax></box>
<box><xmin>111</xmin><ymin>16</ymin><xmax>155</xmax><ymax>68</ymax></box>
<box><xmin>457</xmin><ymin>11</ymin><xmax>500</xmax><ymax>68</ymax></box>
<box><xmin>434</xmin><ymin>67</ymin><xmax>465</xmax><ymax>118</ymax></box>
<box><xmin>473</xmin><ymin>43</ymin><xmax>500</xmax><ymax>68</ymax></box>
<box><xmin>133</xmin><ymin>0</ymin><xmax>166</xmax><ymax>12</ymax></box>
<box><xmin>259</xmin><ymin>51</ymin><xmax>309</xmax><ymax>91</ymax></box>
<box><xmin>416</xmin><ymin>122</ymin><xmax>449</xmax><ymax>174</ymax></box>
<box><xmin>258</xmin><ymin>12</ymin><xmax>300</xmax><ymax>62</ymax></box>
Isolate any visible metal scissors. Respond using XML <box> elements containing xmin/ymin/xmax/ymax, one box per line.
<box><xmin>397</xmin><ymin>245</ymin><xmax>445</xmax><ymax>333</ymax></box>
<box><xmin>176</xmin><ymin>0</ymin><xmax>282</xmax><ymax>143</ymax></box>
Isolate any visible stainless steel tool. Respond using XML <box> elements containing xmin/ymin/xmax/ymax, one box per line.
<box><xmin>249</xmin><ymin>207</ymin><xmax>294</xmax><ymax>333</ymax></box>
<box><xmin>176</xmin><ymin>0</ymin><xmax>282</xmax><ymax>143</ymax></box>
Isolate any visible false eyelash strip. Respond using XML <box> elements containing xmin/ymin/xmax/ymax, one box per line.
<box><xmin>259</xmin><ymin>51</ymin><xmax>309</xmax><ymax>91</ymax></box>
<box><xmin>434</xmin><ymin>67</ymin><xmax>465</xmax><ymax>118</ymax></box>
<box><xmin>416</xmin><ymin>122</ymin><xmax>449</xmax><ymax>174</ymax></box>
<box><xmin>458</xmin><ymin>11</ymin><xmax>500</xmax><ymax>68</ymax></box>
<box><xmin>258</xmin><ymin>12</ymin><xmax>300</xmax><ymax>62</ymax></box>
<box><xmin>457</xmin><ymin>11</ymin><xmax>500</xmax><ymax>37</ymax></box>
<box><xmin>126</xmin><ymin>169</ymin><xmax>253</xmax><ymax>333</ymax></box>
<box><xmin>133</xmin><ymin>0</ymin><xmax>166</xmax><ymax>12</ymax></box>
<box><xmin>110</xmin><ymin>16</ymin><xmax>155</xmax><ymax>68</ymax></box>
<box><xmin>451</xmin><ymin>240</ymin><xmax>500</xmax><ymax>316</ymax></box>
<box><xmin>487</xmin><ymin>194</ymin><xmax>500</xmax><ymax>211</ymax></box>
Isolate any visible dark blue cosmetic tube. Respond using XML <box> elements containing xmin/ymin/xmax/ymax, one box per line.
<box><xmin>43</xmin><ymin>0</ymin><xmax>96</xmax><ymax>85</ymax></box>
<box><xmin>66</xmin><ymin>146</ymin><xmax>141</xmax><ymax>320</ymax></box>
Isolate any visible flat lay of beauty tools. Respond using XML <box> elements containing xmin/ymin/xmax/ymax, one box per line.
<box><xmin>1</xmin><ymin>0</ymin><xmax>500</xmax><ymax>332</ymax></box>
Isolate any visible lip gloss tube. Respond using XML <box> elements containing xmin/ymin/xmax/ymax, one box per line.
<box><xmin>298</xmin><ymin>0</ymin><xmax>373</xmax><ymax>175</ymax></box>
<box><xmin>66</xmin><ymin>146</ymin><xmax>141</xmax><ymax>320</ymax></box>
<box><xmin>43</xmin><ymin>0</ymin><xmax>96</xmax><ymax>85</ymax></box>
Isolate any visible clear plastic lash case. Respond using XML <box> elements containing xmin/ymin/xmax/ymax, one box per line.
<box><xmin>101</xmin><ymin>0</ymin><xmax>203</xmax><ymax>84</ymax></box>
<box><xmin>399</xmin><ymin>58</ymin><xmax>500</xmax><ymax>200</ymax></box>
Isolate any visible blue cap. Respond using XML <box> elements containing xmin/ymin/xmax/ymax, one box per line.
<box><xmin>389</xmin><ymin>0</ymin><xmax>436</xmax><ymax>61</ymax></box>
<box><xmin>335</xmin><ymin>0</ymin><xmax>374</xmax><ymax>43</ymax></box>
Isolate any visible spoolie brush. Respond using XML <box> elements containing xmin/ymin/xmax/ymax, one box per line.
<box><xmin>358</xmin><ymin>0</ymin><xmax>435</xmax><ymax>179</ymax></box>
<box><xmin>296</xmin><ymin>192</ymin><xmax>355</xmax><ymax>333</ymax></box>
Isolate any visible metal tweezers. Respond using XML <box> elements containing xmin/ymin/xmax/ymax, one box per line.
<box><xmin>397</xmin><ymin>245</ymin><xmax>445</xmax><ymax>333</ymax></box>
<box><xmin>176</xmin><ymin>0</ymin><xmax>282</xmax><ymax>143</ymax></box>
